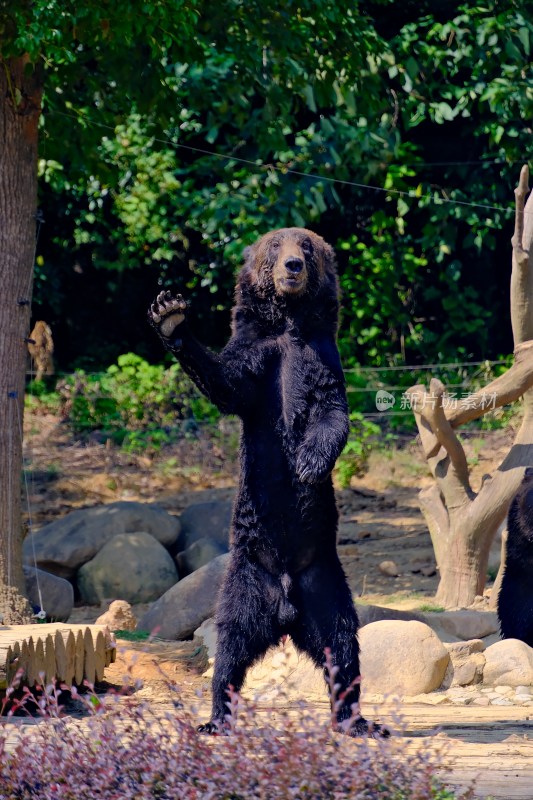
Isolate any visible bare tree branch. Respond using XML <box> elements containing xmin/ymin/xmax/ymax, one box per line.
<box><xmin>406</xmin><ymin>378</ymin><xmax>472</xmax><ymax>517</ymax></box>
<box><xmin>511</xmin><ymin>164</ymin><xmax>533</xmax><ymax>346</ymax></box>
<box><xmin>446</xmin><ymin>343</ymin><xmax>533</xmax><ymax>426</ymax></box>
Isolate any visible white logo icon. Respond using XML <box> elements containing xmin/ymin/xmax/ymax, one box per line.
<box><xmin>375</xmin><ymin>390</ymin><xmax>395</xmax><ymax>411</ymax></box>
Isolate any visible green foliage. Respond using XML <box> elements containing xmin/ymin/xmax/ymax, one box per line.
<box><xmin>53</xmin><ymin>353</ymin><xmax>219</xmax><ymax>450</ymax></box>
<box><xmin>4</xmin><ymin>0</ymin><xmax>533</xmax><ymax>371</ymax></box>
<box><xmin>335</xmin><ymin>412</ymin><xmax>381</xmax><ymax>488</ymax></box>
<box><xmin>114</xmin><ymin>629</ymin><xmax>151</xmax><ymax>641</ymax></box>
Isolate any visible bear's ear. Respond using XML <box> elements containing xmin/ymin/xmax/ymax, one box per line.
<box><xmin>242</xmin><ymin>243</ymin><xmax>258</xmax><ymax>265</ymax></box>
<box><xmin>320</xmin><ymin>240</ymin><xmax>337</xmax><ymax>280</ymax></box>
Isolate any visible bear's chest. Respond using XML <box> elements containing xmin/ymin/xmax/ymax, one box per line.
<box><xmin>272</xmin><ymin>336</ymin><xmax>331</xmax><ymax>431</ymax></box>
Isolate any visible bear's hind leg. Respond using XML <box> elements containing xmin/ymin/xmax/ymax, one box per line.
<box><xmin>290</xmin><ymin>558</ymin><xmax>388</xmax><ymax>738</ymax></box>
<box><xmin>198</xmin><ymin>558</ymin><xmax>281</xmax><ymax>735</ymax></box>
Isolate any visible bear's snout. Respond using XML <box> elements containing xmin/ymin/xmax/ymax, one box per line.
<box><xmin>284</xmin><ymin>256</ymin><xmax>304</xmax><ymax>274</ymax></box>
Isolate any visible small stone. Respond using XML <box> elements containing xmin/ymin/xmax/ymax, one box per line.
<box><xmin>494</xmin><ymin>685</ymin><xmax>513</xmax><ymax>695</ymax></box>
<box><xmin>409</xmin><ymin>693</ymin><xmax>449</xmax><ymax>705</ymax></box>
<box><xmin>96</xmin><ymin>600</ymin><xmax>137</xmax><ymax>631</ymax></box>
<box><xmin>491</xmin><ymin>697</ymin><xmax>513</xmax><ymax>706</ymax></box>
<box><xmin>514</xmin><ymin>694</ymin><xmax>533</xmax><ymax>704</ymax></box>
<box><xmin>421</xmin><ymin>565</ymin><xmax>437</xmax><ymax>577</ymax></box>
<box><xmin>378</xmin><ymin>560</ymin><xmax>399</xmax><ymax>577</ymax></box>
<box><xmin>516</xmin><ymin>685</ymin><xmax>532</xmax><ymax>695</ymax></box>
<box><xmin>472</xmin><ymin>696</ymin><xmax>490</xmax><ymax>706</ymax></box>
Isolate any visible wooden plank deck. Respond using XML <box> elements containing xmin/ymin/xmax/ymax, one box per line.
<box><xmin>0</xmin><ymin>623</ymin><xmax>116</xmax><ymax>689</ymax></box>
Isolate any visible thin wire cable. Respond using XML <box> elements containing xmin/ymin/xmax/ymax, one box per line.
<box><xmin>29</xmin><ymin>358</ymin><xmax>508</xmax><ymax>379</ymax></box>
<box><xmin>15</xmin><ymin>399</ymin><xmax>45</xmax><ymax>617</ymax></box>
<box><xmin>347</xmin><ymin>383</ymin><xmax>481</xmax><ymax>392</ymax></box>
<box><xmin>345</xmin><ymin>359</ymin><xmax>508</xmax><ymax>372</ymax></box>
<box><xmin>47</xmin><ymin>108</ymin><xmax>516</xmax><ymax>216</ymax></box>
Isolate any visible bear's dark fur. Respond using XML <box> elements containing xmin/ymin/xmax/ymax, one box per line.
<box><xmin>498</xmin><ymin>467</ymin><xmax>533</xmax><ymax>647</ymax></box>
<box><xmin>149</xmin><ymin>228</ymin><xmax>380</xmax><ymax>736</ymax></box>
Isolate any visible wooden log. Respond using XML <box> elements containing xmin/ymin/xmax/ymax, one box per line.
<box><xmin>94</xmin><ymin>630</ymin><xmax>106</xmax><ymax>683</ymax></box>
<box><xmin>19</xmin><ymin>640</ymin><xmax>30</xmax><ymax>684</ymax></box>
<box><xmin>44</xmin><ymin>634</ymin><xmax>56</xmax><ymax>684</ymax></box>
<box><xmin>64</xmin><ymin>631</ymin><xmax>76</xmax><ymax>687</ymax></box>
<box><xmin>83</xmin><ymin>628</ymin><xmax>96</xmax><ymax>686</ymax></box>
<box><xmin>26</xmin><ymin>639</ymin><xmax>37</xmax><ymax>686</ymax></box>
<box><xmin>54</xmin><ymin>630</ymin><xmax>68</xmax><ymax>684</ymax></box>
<box><xmin>74</xmin><ymin>630</ymin><xmax>85</xmax><ymax>686</ymax></box>
<box><xmin>34</xmin><ymin>639</ymin><xmax>46</xmax><ymax>686</ymax></box>
<box><xmin>5</xmin><ymin>642</ymin><xmax>20</xmax><ymax>688</ymax></box>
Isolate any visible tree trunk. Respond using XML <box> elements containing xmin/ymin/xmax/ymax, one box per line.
<box><xmin>0</xmin><ymin>57</ymin><xmax>43</xmax><ymax>623</ymax></box>
<box><xmin>407</xmin><ymin>167</ymin><xmax>533</xmax><ymax>609</ymax></box>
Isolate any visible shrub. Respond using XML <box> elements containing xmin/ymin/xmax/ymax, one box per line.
<box><xmin>0</xmin><ymin>666</ymin><xmax>474</xmax><ymax>800</ymax></box>
<box><xmin>335</xmin><ymin>412</ymin><xmax>381</xmax><ymax>488</ymax></box>
<box><xmin>49</xmin><ymin>353</ymin><xmax>220</xmax><ymax>450</ymax></box>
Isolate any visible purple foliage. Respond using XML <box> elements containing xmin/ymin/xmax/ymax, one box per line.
<box><xmin>0</xmin><ymin>665</ymin><xmax>474</xmax><ymax>800</ymax></box>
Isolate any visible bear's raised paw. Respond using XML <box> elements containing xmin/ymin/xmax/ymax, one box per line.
<box><xmin>148</xmin><ymin>290</ymin><xmax>187</xmax><ymax>339</ymax></box>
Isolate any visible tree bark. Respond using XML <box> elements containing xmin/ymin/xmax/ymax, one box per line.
<box><xmin>0</xmin><ymin>57</ymin><xmax>42</xmax><ymax>623</ymax></box>
<box><xmin>407</xmin><ymin>166</ymin><xmax>533</xmax><ymax>608</ymax></box>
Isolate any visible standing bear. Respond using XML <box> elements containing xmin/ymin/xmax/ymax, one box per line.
<box><xmin>149</xmin><ymin>227</ymin><xmax>383</xmax><ymax>736</ymax></box>
<box><xmin>498</xmin><ymin>467</ymin><xmax>533</xmax><ymax>647</ymax></box>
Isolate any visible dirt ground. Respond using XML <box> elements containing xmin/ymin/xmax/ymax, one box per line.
<box><xmin>20</xmin><ymin>414</ymin><xmax>531</xmax><ymax>798</ymax></box>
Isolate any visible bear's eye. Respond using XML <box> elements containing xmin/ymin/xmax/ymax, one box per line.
<box><xmin>301</xmin><ymin>238</ymin><xmax>312</xmax><ymax>254</ymax></box>
<box><xmin>271</xmin><ymin>240</ymin><xmax>280</xmax><ymax>250</ymax></box>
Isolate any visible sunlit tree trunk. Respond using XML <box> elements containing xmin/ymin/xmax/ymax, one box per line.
<box><xmin>406</xmin><ymin>166</ymin><xmax>533</xmax><ymax>608</ymax></box>
<box><xmin>0</xmin><ymin>56</ymin><xmax>42</xmax><ymax>623</ymax></box>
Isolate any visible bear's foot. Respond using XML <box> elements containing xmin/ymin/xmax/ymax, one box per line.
<box><xmin>334</xmin><ymin>717</ymin><xmax>390</xmax><ymax>739</ymax></box>
<box><xmin>197</xmin><ymin>719</ymin><xmax>230</xmax><ymax>736</ymax></box>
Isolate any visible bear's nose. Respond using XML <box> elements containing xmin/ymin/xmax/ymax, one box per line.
<box><xmin>285</xmin><ymin>257</ymin><xmax>304</xmax><ymax>274</ymax></box>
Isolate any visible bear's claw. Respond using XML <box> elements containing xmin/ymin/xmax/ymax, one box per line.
<box><xmin>148</xmin><ymin>291</ymin><xmax>187</xmax><ymax>338</ymax></box>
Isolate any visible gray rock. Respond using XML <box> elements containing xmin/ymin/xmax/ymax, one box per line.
<box><xmin>179</xmin><ymin>501</ymin><xmax>233</xmax><ymax>551</ymax></box>
<box><xmin>378</xmin><ymin>560</ymin><xmax>400</xmax><ymax>577</ymax></box>
<box><xmin>357</xmin><ymin>603</ymin><xmax>426</xmax><ymax>627</ymax></box>
<box><xmin>424</xmin><ymin>610</ymin><xmax>499</xmax><ymax>642</ymax></box>
<box><xmin>77</xmin><ymin>532</ymin><xmax>179</xmax><ymax>605</ymax></box>
<box><xmin>483</xmin><ymin>639</ymin><xmax>533</xmax><ymax>687</ymax></box>
<box><xmin>244</xmin><ymin>640</ymin><xmax>325</xmax><ymax>700</ymax></box>
<box><xmin>359</xmin><ymin>620</ymin><xmax>450</xmax><ymax>696</ymax></box>
<box><xmin>442</xmin><ymin>639</ymin><xmax>486</xmax><ymax>688</ymax></box>
<box><xmin>176</xmin><ymin>537</ymin><xmax>227</xmax><ymax>576</ymax></box>
<box><xmin>194</xmin><ymin>617</ymin><xmax>218</xmax><ymax>662</ymax></box>
<box><xmin>137</xmin><ymin>553</ymin><xmax>230</xmax><ymax>639</ymax></box>
<box><xmin>23</xmin><ymin>565</ymin><xmax>74</xmax><ymax>622</ymax></box>
<box><xmin>23</xmin><ymin>502</ymin><xmax>181</xmax><ymax>578</ymax></box>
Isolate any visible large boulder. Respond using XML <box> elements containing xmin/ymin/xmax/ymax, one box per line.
<box><xmin>245</xmin><ymin>640</ymin><xmax>325</xmax><ymax>700</ymax></box>
<box><xmin>23</xmin><ymin>565</ymin><xmax>74</xmax><ymax>622</ymax></box>
<box><xmin>178</xmin><ymin>501</ymin><xmax>233</xmax><ymax>551</ymax></box>
<box><xmin>137</xmin><ymin>553</ymin><xmax>229</xmax><ymax>639</ymax></box>
<box><xmin>23</xmin><ymin>502</ymin><xmax>181</xmax><ymax>578</ymax></box>
<box><xmin>176</xmin><ymin>537</ymin><xmax>227</xmax><ymax>576</ymax></box>
<box><xmin>77</xmin><ymin>532</ymin><xmax>179</xmax><ymax>604</ymax></box>
<box><xmin>359</xmin><ymin>620</ymin><xmax>450</xmax><ymax>696</ymax></box>
<box><xmin>483</xmin><ymin>639</ymin><xmax>533</xmax><ymax>687</ymax></box>
<box><xmin>357</xmin><ymin>603</ymin><xmax>426</xmax><ymax>627</ymax></box>
<box><xmin>194</xmin><ymin>618</ymin><xmax>450</xmax><ymax>702</ymax></box>
<box><xmin>427</xmin><ymin>610</ymin><xmax>499</xmax><ymax>643</ymax></box>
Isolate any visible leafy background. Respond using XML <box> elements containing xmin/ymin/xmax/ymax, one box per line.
<box><xmin>5</xmin><ymin>0</ymin><xmax>531</xmax><ymax>373</ymax></box>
